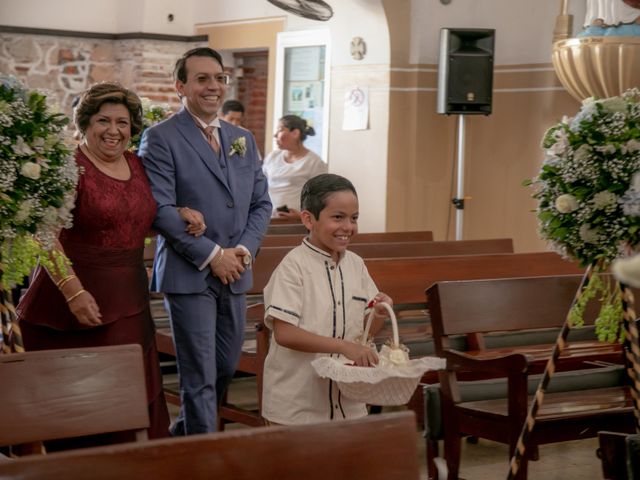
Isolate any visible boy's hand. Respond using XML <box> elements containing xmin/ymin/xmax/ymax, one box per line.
<box><xmin>371</xmin><ymin>292</ymin><xmax>393</xmax><ymax>316</ymax></box>
<box><xmin>341</xmin><ymin>341</ymin><xmax>379</xmax><ymax>367</ymax></box>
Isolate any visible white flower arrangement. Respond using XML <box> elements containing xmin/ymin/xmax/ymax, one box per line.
<box><xmin>527</xmin><ymin>88</ymin><xmax>640</xmax><ymax>342</ymax></box>
<box><xmin>229</xmin><ymin>136</ymin><xmax>247</xmax><ymax>157</ymax></box>
<box><xmin>0</xmin><ymin>76</ymin><xmax>79</xmax><ymax>287</ymax></box>
<box><xmin>129</xmin><ymin>97</ymin><xmax>172</xmax><ymax>152</ymax></box>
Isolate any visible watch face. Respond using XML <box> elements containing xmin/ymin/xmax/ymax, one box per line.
<box><xmin>267</xmin><ymin>0</ymin><xmax>334</xmax><ymax>21</ymax></box>
<box><xmin>243</xmin><ymin>254</ymin><xmax>252</xmax><ymax>266</ymax></box>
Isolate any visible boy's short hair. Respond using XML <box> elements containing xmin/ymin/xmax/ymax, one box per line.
<box><xmin>300</xmin><ymin>173</ymin><xmax>357</xmax><ymax>218</ymax></box>
<box><xmin>222</xmin><ymin>99</ymin><xmax>245</xmax><ymax>115</ymax></box>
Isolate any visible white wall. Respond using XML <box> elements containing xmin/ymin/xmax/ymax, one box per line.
<box><xmin>411</xmin><ymin>0</ymin><xmax>587</xmax><ymax>65</ymax></box>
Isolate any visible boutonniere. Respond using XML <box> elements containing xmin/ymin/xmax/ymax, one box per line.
<box><xmin>229</xmin><ymin>136</ymin><xmax>247</xmax><ymax>157</ymax></box>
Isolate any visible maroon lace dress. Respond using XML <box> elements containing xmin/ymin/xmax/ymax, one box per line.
<box><xmin>17</xmin><ymin>147</ymin><xmax>170</xmax><ymax>441</ymax></box>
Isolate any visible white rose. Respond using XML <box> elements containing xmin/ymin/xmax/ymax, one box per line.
<box><xmin>20</xmin><ymin>161</ymin><xmax>41</xmax><ymax>180</ymax></box>
<box><xmin>594</xmin><ymin>144</ymin><xmax>616</xmax><ymax>155</ymax></box>
<box><xmin>579</xmin><ymin>224</ymin><xmax>600</xmax><ymax>243</ymax></box>
<box><xmin>601</xmin><ymin>97</ymin><xmax>627</xmax><ymax>114</ymax></box>
<box><xmin>555</xmin><ymin>194</ymin><xmax>579</xmax><ymax>213</ymax></box>
<box><xmin>14</xmin><ymin>199</ymin><xmax>35</xmax><ymax>223</ymax></box>
<box><xmin>623</xmin><ymin>139</ymin><xmax>640</xmax><ymax>154</ymax></box>
<box><xmin>592</xmin><ymin>190</ymin><xmax>617</xmax><ymax>209</ymax></box>
<box><xmin>573</xmin><ymin>144</ymin><xmax>592</xmax><ymax>163</ymax></box>
<box><xmin>613</xmin><ymin>254</ymin><xmax>640</xmax><ymax>288</ymax></box>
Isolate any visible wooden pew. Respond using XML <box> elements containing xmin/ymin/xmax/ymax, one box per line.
<box><xmin>266</xmin><ymin>223</ymin><xmax>307</xmax><ymax>235</ymax></box>
<box><xmin>0</xmin><ymin>345</ymin><xmax>149</xmax><ymax>455</ymax></box>
<box><xmin>425</xmin><ymin>276</ymin><xmax>631</xmax><ymax>479</ymax></box>
<box><xmin>0</xmin><ymin>412</ymin><xmax>420</xmax><ymax>480</ymax></box>
<box><xmin>261</xmin><ymin>230</ymin><xmax>434</xmax><ymax>247</ymax></box>
<box><xmin>253</xmin><ymin>238</ymin><xmax>514</xmax><ymax>301</ymax></box>
<box><xmin>365</xmin><ymin>251</ymin><xmax>583</xmax><ymax>307</ymax></box>
<box><xmin>218</xmin><ymin>251</ymin><xmax>582</xmax><ymax>429</ymax></box>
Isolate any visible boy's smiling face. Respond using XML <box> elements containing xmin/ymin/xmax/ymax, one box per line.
<box><xmin>301</xmin><ymin>190</ymin><xmax>359</xmax><ymax>262</ymax></box>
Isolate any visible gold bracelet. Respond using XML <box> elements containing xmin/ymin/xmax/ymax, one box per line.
<box><xmin>65</xmin><ymin>289</ymin><xmax>86</xmax><ymax>303</ymax></box>
<box><xmin>56</xmin><ymin>274</ymin><xmax>76</xmax><ymax>289</ymax></box>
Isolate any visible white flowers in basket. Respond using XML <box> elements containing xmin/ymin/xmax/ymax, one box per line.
<box><xmin>0</xmin><ymin>75</ymin><xmax>78</xmax><ymax>287</ymax></box>
<box><xmin>311</xmin><ymin>302</ymin><xmax>445</xmax><ymax>406</ymax></box>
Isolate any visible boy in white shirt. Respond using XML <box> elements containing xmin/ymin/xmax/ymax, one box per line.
<box><xmin>261</xmin><ymin>173</ymin><xmax>393</xmax><ymax>425</ymax></box>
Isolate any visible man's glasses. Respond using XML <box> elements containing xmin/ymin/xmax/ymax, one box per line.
<box><xmin>194</xmin><ymin>74</ymin><xmax>232</xmax><ymax>86</ymax></box>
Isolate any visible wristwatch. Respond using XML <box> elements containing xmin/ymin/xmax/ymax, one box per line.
<box><xmin>243</xmin><ymin>253</ymin><xmax>252</xmax><ymax>266</ymax></box>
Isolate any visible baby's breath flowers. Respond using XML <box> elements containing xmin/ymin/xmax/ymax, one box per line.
<box><xmin>526</xmin><ymin>88</ymin><xmax>640</xmax><ymax>342</ymax></box>
<box><xmin>129</xmin><ymin>98</ymin><xmax>172</xmax><ymax>152</ymax></box>
<box><xmin>0</xmin><ymin>76</ymin><xmax>78</xmax><ymax>287</ymax></box>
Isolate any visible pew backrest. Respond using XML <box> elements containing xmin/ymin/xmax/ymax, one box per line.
<box><xmin>0</xmin><ymin>345</ymin><xmax>149</xmax><ymax>448</ymax></box>
<box><xmin>365</xmin><ymin>251</ymin><xmax>583</xmax><ymax>306</ymax></box>
<box><xmin>261</xmin><ymin>230</ymin><xmax>434</xmax><ymax>247</ymax></box>
<box><xmin>253</xmin><ymin>238</ymin><xmax>516</xmax><ymax>296</ymax></box>
<box><xmin>0</xmin><ymin>412</ymin><xmax>420</xmax><ymax>480</ymax></box>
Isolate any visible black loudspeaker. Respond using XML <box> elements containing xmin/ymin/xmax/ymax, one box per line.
<box><xmin>437</xmin><ymin>28</ymin><xmax>495</xmax><ymax>115</ymax></box>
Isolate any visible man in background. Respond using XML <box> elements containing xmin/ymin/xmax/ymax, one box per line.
<box><xmin>220</xmin><ymin>99</ymin><xmax>245</xmax><ymax>127</ymax></box>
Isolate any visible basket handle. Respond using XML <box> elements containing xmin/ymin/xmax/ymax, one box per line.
<box><xmin>361</xmin><ymin>301</ymin><xmax>398</xmax><ymax>348</ymax></box>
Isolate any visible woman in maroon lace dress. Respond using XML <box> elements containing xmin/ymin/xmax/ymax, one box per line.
<box><xmin>17</xmin><ymin>83</ymin><xmax>204</xmax><ymax>445</ymax></box>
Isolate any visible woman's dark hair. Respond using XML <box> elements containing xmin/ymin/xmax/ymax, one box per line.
<box><xmin>174</xmin><ymin>47</ymin><xmax>224</xmax><ymax>83</ymax></box>
<box><xmin>73</xmin><ymin>82</ymin><xmax>143</xmax><ymax>136</ymax></box>
<box><xmin>280</xmin><ymin>114</ymin><xmax>315</xmax><ymax>142</ymax></box>
<box><xmin>300</xmin><ymin>174</ymin><xmax>357</xmax><ymax>218</ymax></box>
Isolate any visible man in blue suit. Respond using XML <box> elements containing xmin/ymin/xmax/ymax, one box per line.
<box><xmin>139</xmin><ymin>47</ymin><xmax>272</xmax><ymax>435</ymax></box>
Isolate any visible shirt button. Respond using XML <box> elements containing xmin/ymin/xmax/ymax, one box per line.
<box><xmin>227</xmin><ymin>201</ymin><xmax>234</xmax><ymax>208</ymax></box>
<box><xmin>337</xmin><ymin>301</ymin><xmax>341</xmax><ymax>306</ymax></box>
<box><xmin>330</xmin><ymin>266</ymin><xmax>335</xmax><ymax>270</ymax></box>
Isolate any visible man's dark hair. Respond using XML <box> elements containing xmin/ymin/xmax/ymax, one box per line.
<box><xmin>174</xmin><ymin>47</ymin><xmax>224</xmax><ymax>83</ymax></box>
<box><xmin>222</xmin><ymin>99</ymin><xmax>245</xmax><ymax>115</ymax></box>
<box><xmin>300</xmin><ymin>173</ymin><xmax>357</xmax><ymax>218</ymax></box>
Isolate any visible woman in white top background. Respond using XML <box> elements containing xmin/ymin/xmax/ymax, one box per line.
<box><xmin>262</xmin><ymin>115</ymin><xmax>328</xmax><ymax>220</ymax></box>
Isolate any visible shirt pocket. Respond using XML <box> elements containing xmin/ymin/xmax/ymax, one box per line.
<box><xmin>345</xmin><ymin>291</ymin><xmax>370</xmax><ymax>341</ymax></box>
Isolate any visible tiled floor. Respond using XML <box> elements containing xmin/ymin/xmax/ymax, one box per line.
<box><xmin>168</xmin><ymin>376</ymin><xmax>605</xmax><ymax>479</ymax></box>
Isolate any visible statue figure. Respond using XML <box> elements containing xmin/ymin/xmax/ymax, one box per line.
<box><xmin>579</xmin><ymin>0</ymin><xmax>640</xmax><ymax>36</ymax></box>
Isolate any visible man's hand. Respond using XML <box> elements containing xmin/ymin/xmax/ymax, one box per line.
<box><xmin>210</xmin><ymin>247</ymin><xmax>246</xmax><ymax>284</ymax></box>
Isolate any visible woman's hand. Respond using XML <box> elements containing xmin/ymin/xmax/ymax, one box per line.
<box><xmin>178</xmin><ymin>207</ymin><xmax>206</xmax><ymax>237</ymax></box>
<box><xmin>67</xmin><ymin>290</ymin><xmax>103</xmax><ymax>327</ymax></box>
<box><xmin>341</xmin><ymin>341</ymin><xmax>379</xmax><ymax>367</ymax></box>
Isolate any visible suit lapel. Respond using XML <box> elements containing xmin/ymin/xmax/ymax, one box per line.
<box><xmin>175</xmin><ymin>109</ymin><xmax>231</xmax><ymax>194</ymax></box>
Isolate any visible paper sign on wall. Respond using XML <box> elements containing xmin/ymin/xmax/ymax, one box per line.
<box><xmin>342</xmin><ymin>85</ymin><xmax>369</xmax><ymax>131</ymax></box>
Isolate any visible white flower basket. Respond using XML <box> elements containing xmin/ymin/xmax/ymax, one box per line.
<box><xmin>311</xmin><ymin>302</ymin><xmax>446</xmax><ymax>406</ymax></box>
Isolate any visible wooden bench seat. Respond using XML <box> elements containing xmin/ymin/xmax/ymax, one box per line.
<box><xmin>0</xmin><ymin>412</ymin><xmax>420</xmax><ymax>480</ymax></box>
<box><xmin>424</xmin><ymin>275</ymin><xmax>633</xmax><ymax>479</ymax></box>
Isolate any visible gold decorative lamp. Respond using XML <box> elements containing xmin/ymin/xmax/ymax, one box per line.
<box><xmin>551</xmin><ymin>0</ymin><xmax>640</xmax><ymax>101</ymax></box>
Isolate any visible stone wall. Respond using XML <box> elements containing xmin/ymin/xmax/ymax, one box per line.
<box><xmin>0</xmin><ymin>30</ymin><xmax>207</xmax><ymax>116</ymax></box>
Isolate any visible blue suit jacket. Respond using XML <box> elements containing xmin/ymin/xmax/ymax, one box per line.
<box><xmin>139</xmin><ymin>108</ymin><xmax>272</xmax><ymax>295</ymax></box>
